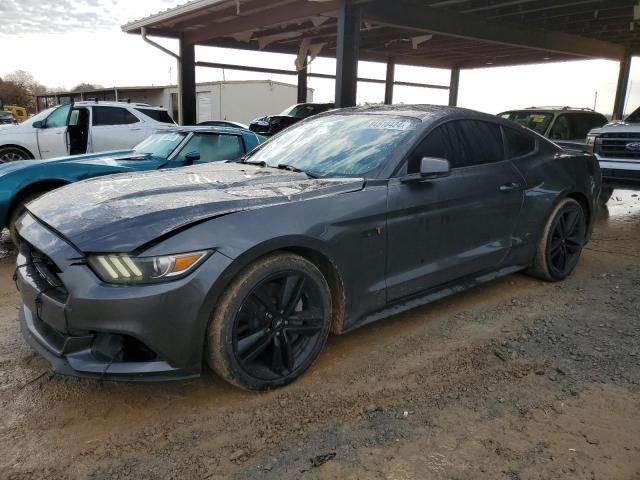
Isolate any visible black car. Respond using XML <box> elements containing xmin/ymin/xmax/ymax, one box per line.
<box><xmin>16</xmin><ymin>105</ymin><xmax>600</xmax><ymax>391</ymax></box>
<box><xmin>249</xmin><ymin>102</ymin><xmax>334</xmax><ymax>136</ymax></box>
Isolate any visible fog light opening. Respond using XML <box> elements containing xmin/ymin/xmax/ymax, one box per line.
<box><xmin>91</xmin><ymin>333</ymin><xmax>158</xmax><ymax>363</ymax></box>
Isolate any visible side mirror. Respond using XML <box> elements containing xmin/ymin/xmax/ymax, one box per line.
<box><xmin>184</xmin><ymin>151</ymin><xmax>201</xmax><ymax>165</ymax></box>
<box><xmin>419</xmin><ymin>157</ymin><xmax>451</xmax><ymax>178</ymax></box>
<box><xmin>402</xmin><ymin>157</ymin><xmax>451</xmax><ymax>183</ymax></box>
<box><xmin>32</xmin><ymin>120</ymin><xmax>44</xmax><ymax>129</ymax></box>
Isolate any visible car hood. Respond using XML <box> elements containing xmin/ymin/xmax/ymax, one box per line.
<box><xmin>591</xmin><ymin>122</ymin><xmax>640</xmax><ymax>134</ymax></box>
<box><xmin>0</xmin><ymin>150</ymin><xmax>140</xmax><ymax>176</ymax></box>
<box><xmin>26</xmin><ymin>162</ymin><xmax>364</xmax><ymax>253</ymax></box>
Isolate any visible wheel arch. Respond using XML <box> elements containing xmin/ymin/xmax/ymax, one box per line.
<box><xmin>565</xmin><ymin>191</ymin><xmax>592</xmax><ymax>230</ymax></box>
<box><xmin>0</xmin><ymin>144</ymin><xmax>35</xmax><ymax>160</ymax></box>
<box><xmin>207</xmin><ymin>237</ymin><xmax>348</xmax><ymax>337</ymax></box>
<box><xmin>8</xmin><ymin>179</ymin><xmax>71</xmax><ymax>222</ymax></box>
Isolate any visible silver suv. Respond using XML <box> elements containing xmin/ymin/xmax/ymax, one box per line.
<box><xmin>587</xmin><ymin>106</ymin><xmax>640</xmax><ymax>203</ymax></box>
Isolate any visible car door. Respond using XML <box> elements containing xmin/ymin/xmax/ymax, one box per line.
<box><xmin>90</xmin><ymin>106</ymin><xmax>145</xmax><ymax>152</ymax></box>
<box><xmin>171</xmin><ymin>132</ymin><xmax>246</xmax><ymax>166</ymax></box>
<box><xmin>386</xmin><ymin>119</ymin><xmax>525</xmax><ymax>301</ymax></box>
<box><xmin>36</xmin><ymin>103</ymin><xmax>72</xmax><ymax>158</ymax></box>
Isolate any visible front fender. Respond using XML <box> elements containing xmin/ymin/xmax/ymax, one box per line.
<box><xmin>142</xmin><ymin>185</ymin><xmax>389</xmax><ymax>327</ymax></box>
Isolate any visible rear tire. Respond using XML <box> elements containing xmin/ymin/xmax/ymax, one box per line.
<box><xmin>0</xmin><ymin>147</ymin><xmax>31</xmax><ymax>163</ymax></box>
<box><xmin>528</xmin><ymin>198</ymin><xmax>586</xmax><ymax>282</ymax></box>
<box><xmin>206</xmin><ymin>253</ymin><xmax>332</xmax><ymax>390</ymax></box>
<box><xmin>8</xmin><ymin>192</ymin><xmax>46</xmax><ymax>245</ymax></box>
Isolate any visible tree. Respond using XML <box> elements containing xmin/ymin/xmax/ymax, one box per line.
<box><xmin>71</xmin><ymin>83</ymin><xmax>103</xmax><ymax>93</ymax></box>
<box><xmin>0</xmin><ymin>70</ymin><xmax>47</xmax><ymax>112</ymax></box>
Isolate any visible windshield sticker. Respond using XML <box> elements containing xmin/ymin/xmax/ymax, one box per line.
<box><xmin>366</xmin><ymin>120</ymin><xmax>413</xmax><ymax>131</ymax></box>
<box><xmin>530</xmin><ymin>115</ymin><xmax>546</xmax><ymax>123</ymax></box>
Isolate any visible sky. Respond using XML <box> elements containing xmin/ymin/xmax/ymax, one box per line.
<box><xmin>1</xmin><ymin>0</ymin><xmax>639</xmax><ymax>116</ymax></box>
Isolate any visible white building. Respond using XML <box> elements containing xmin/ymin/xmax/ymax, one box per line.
<box><xmin>37</xmin><ymin>80</ymin><xmax>314</xmax><ymax>125</ymax></box>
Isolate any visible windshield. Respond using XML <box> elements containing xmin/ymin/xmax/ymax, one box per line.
<box><xmin>245</xmin><ymin>114</ymin><xmax>418</xmax><ymax>177</ymax></box>
<box><xmin>500</xmin><ymin>111</ymin><xmax>553</xmax><ymax>134</ymax></box>
<box><xmin>22</xmin><ymin>106</ymin><xmax>56</xmax><ymax>127</ymax></box>
<box><xmin>133</xmin><ymin>132</ymin><xmax>188</xmax><ymax>158</ymax></box>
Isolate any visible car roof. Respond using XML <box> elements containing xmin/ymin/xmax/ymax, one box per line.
<box><xmin>335</xmin><ymin>104</ymin><xmax>502</xmax><ymax>123</ymax></box>
<box><xmin>73</xmin><ymin>101</ymin><xmax>165</xmax><ymax>110</ymax></box>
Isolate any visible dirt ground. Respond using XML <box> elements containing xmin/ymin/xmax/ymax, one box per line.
<box><xmin>1</xmin><ymin>191</ymin><xmax>639</xmax><ymax>480</ymax></box>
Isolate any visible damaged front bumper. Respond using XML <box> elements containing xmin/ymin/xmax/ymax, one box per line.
<box><xmin>15</xmin><ymin>213</ymin><xmax>232</xmax><ymax>382</ymax></box>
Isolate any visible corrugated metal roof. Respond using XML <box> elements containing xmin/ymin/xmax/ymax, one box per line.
<box><xmin>122</xmin><ymin>0</ymin><xmax>230</xmax><ymax>32</ymax></box>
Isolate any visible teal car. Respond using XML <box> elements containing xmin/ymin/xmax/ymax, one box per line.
<box><xmin>0</xmin><ymin>126</ymin><xmax>264</xmax><ymax>243</ymax></box>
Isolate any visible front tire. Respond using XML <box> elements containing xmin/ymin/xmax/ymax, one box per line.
<box><xmin>528</xmin><ymin>198</ymin><xmax>586</xmax><ymax>282</ymax></box>
<box><xmin>206</xmin><ymin>253</ymin><xmax>332</xmax><ymax>390</ymax></box>
<box><xmin>0</xmin><ymin>147</ymin><xmax>31</xmax><ymax>163</ymax></box>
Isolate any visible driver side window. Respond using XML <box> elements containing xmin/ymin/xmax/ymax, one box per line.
<box><xmin>408</xmin><ymin>126</ymin><xmax>450</xmax><ymax>174</ymax></box>
<box><xmin>45</xmin><ymin>104</ymin><xmax>71</xmax><ymax>128</ymax></box>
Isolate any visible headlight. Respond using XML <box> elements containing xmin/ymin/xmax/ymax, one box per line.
<box><xmin>586</xmin><ymin>134</ymin><xmax>598</xmax><ymax>153</ymax></box>
<box><xmin>88</xmin><ymin>251</ymin><xmax>209</xmax><ymax>284</ymax></box>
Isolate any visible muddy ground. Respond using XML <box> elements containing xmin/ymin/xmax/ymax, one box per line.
<box><xmin>1</xmin><ymin>191</ymin><xmax>639</xmax><ymax>480</ymax></box>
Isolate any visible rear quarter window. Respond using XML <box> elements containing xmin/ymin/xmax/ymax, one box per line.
<box><xmin>503</xmin><ymin>127</ymin><xmax>536</xmax><ymax>158</ymax></box>
<box><xmin>136</xmin><ymin>108</ymin><xmax>175</xmax><ymax>124</ymax></box>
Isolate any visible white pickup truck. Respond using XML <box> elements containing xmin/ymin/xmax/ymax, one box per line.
<box><xmin>588</xmin><ymin>106</ymin><xmax>640</xmax><ymax>203</ymax></box>
<box><xmin>0</xmin><ymin>101</ymin><xmax>175</xmax><ymax>162</ymax></box>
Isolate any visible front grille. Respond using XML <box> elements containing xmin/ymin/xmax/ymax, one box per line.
<box><xmin>23</xmin><ymin>243</ymin><xmax>68</xmax><ymax>302</ymax></box>
<box><xmin>597</xmin><ymin>133</ymin><xmax>640</xmax><ymax>160</ymax></box>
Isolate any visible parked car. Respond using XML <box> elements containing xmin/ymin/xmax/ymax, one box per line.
<box><xmin>0</xmin><ymin>101</ymin><xmax>176</xmax><ymax>162</ymax></box>
<box><xmin>249</xmin><ymin>102</ymin><xmax>334</xmax><ymax>136</ymax></box>
<box><xmin>0</xmin><ymin>111</ymin><xmax>16</xmax><ymax>125</ymax></box>
<box><xmin>198</xmin><ymin>120</ymin><xmax>249</xmax><ymax>129</ymax></box>
<box><xmin>16</xmin><ymin>105</ymin><xmax>600</xmax><ymax>390</ymax></box>
<box><xmin>587</xmin><ymin>105</ymin><xmax>640</xmax><ymax>203</ymax></box>
<box><xmin>499</xmin><ymin>107</ymin><xmax>607</xmax><ymax>149</ymax></box>
<box><xmin>1</xmin><ymin>126</ymin><xmax>263</xmax><ymax>243</ymax></box>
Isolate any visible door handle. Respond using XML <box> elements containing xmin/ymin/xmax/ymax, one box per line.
<box><xmin>499</xmin><ymin>182</ymin><xmax>522</xmax><ymax>192</ymax></box>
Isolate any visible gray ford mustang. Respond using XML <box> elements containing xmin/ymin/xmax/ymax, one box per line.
<box><xmin>15</xmin><ymin>105</ymin><xmax>601</xmax><ymax>390</ymax></box>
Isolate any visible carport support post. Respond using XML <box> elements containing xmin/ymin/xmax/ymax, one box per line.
<box><xmin>448</xmin><ymin>66</ymin><xmax>460</xmax><ymax>107</ymax></box>
<box><xmin>297</xmin><ymin>62</ymin><xmax>308</xmax><ymax>104</ymax></box>
<box><xmin>613</xmin><ymin>50</ymin><xmax>632</xmax><ymax>120</ymax></box>
<box><xmin>385</xmin><ymin>58</ymin><xmax>395</xmax><ymax>105</ymax></box>
<box><xmin>335</xmin><ymin>0</ymin><xmax>361</xmax><ymax>108</ymax></box>
<box><xmin>179</xmin><ymin>37</ymin><xmax>197</xmax><ymax>126</ymax></box>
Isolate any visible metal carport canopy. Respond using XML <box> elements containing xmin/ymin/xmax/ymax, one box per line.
<box><xmin>122</xmin><ymin>0</ymin><xmax>639</xmax><ymax>124</ymax></box>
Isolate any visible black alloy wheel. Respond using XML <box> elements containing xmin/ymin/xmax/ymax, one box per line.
<box><xmin>547</xmin><ymin>203</ymin><xmax>586</xmax><ymax>278</ymax></box>
<box><xmin>207</xmin><ymin>253</ymin><xmax>331</xmax><ymax>390</ymax></box>
<box><xmin>530</xmin><ymin>198</ymin><xmax>586</xmax><ymax>282</ymax></box>
<box><xmin>233</xmin><ymin>271</ymin><xmax>326</xmax><ymax>380</ymax></box>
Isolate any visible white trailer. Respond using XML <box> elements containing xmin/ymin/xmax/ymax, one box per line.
<box><xmin>163</xmin><ymin>80</ymin><xmax>314</xmax><ymax>125</ymax></box>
